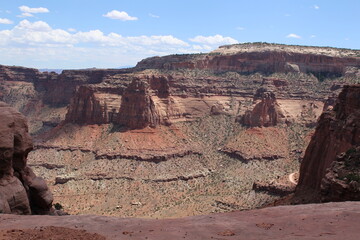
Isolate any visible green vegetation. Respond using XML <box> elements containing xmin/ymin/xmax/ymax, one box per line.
<box><xmin>54</xmin><ymin>202</ymin><xmax>63</xmax><ymax>210</ymax></box>
<box><xmin>344</xmin><ymin>173</ymin><xmax>360</xmax><ymax>183</ymax></box>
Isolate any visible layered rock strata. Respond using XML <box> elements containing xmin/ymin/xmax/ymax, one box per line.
<box><xmin>136</xmin><ymin>43</ymin><xmax>360</xmax><ymax>78</ymax></box>
<box><xmin>0</xmin><ymin>102</ymin><xmax>53</xmax><ymax>214</ymax></box>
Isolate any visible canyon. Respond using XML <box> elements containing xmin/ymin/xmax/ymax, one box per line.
<box><xmin>0</xmin><ymin>42</ymin><xmax>360</xmax><ymax>219</ymax></box>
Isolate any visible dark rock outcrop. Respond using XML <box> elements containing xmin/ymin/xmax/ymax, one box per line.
<box><xmin>320</xmin><ymin>146</ymin><xmax>360</xmax><ymax>202</ymax></box>
<box><xmin>0</xmin><ymin>102</ymin><xmax>53</xmax><ymax>214</ymax></box>
<box><xmin>295</xmin><ymin>85</ymin><xmax>360</xmax><ymax>202</ymax></box>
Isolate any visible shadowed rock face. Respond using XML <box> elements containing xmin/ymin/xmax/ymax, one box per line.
<box><xmin>0</xmin><ymin>102</ymin><xmax>53</xmax><ymax>214</ymax></box>
<box><xmin>242</xmin><ymin>88</ymin><xmax>285</xmax><ymax>127</ymax></box>
<box><xmin>321</xmin><ymin>146</ymin><xmax>360</xmax><ymax>202</ymax></box>
<box><xmin>295</xmin><ymin>85</ymin><xmax>360</xmax><ymax>202</ymax></box>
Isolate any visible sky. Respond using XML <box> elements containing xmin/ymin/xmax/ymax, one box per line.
<box><xmin>0</xmin><ymin>0</ymin><xmax>359</xmax><ymax>69</ymax></box>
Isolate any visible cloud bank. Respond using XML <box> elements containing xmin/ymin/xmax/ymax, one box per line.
<box><xmin>0</xmin><ymin>20</ymin><xmax>238</xmax><ymax>69</ymax></box>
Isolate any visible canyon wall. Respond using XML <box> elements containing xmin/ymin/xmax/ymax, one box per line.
<box><xmin>295</xmin><ymin>85</ymin><xmax>360</xmax><ymax>201</ymax></box>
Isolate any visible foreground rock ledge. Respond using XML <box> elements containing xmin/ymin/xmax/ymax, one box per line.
<box><xmin>0</xmin><ymin>202</ymin><xmax>359</xmax><ymax>240</ymax></box>
<box><xmin>0</xmin><ymin>102</ymin><xmax>53</xmax><ymax>214</ymax></box>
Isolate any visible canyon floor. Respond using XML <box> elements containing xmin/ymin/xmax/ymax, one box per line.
<box><xmin>1</xmin><ymin>202</ymin><xmax>359</xmax><ymax>240</ymax></box>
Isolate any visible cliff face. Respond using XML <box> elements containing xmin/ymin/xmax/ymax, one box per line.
<box><xmin>0</xmin><ymin>102</ymin><xmax>53</xmax><ymax>214</ymax></box>
<box><xmin>65</xmin><ymin>85</ymin><xmax>119</xmax><ymax>124</ymax></box>
<box><xmin>295</xmin><ymin>85</ymin><xmax>360</xmax><ymax>201</ymax></box>
<box><xmin>137</xmin><ymin>50</ymin><xmax>359</xmax><ymax>79</ymax></box>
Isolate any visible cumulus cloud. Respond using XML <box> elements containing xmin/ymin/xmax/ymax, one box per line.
<box><xmin>0</xmin><ymin>20</ymin><xmax>238</xmax><ymax>68</ymax></box>
<box><xmin>286</xmin><ymin>33</ymin><xmax>301</xmax><ymax>39</ymax></box>
<box><xmin>0</xmin><ymin>18</ymin><xmax>13</xmax><ymax>24</ymax></box>
<box><xmin>189</xmin><ymin>34</ymin><xmax>238</xmax><ymax>45</ymax></box>
<box><xmin>19</xmin><ymin>5</ymin><xmax>49</xmax><ymax>13</ymax></box>
<box><xmin>103</xmin><ymin>10</ymin><xmax>138</xmax><ymax>21</ymax></box>
<box><xmin>0</xmin><ymin>20</ymin><xmax>189</xmax><ymax>48</ymax></box>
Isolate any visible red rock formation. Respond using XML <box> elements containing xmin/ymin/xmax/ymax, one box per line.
<box><xmin>0</xmin><ymin>102</ymin><xmax>53</xmax><ymax>214</ymax></box>
<box><xmin>295</xmin><ymin>85</ymin><xmax>360</xmax><ymax>201</ymax></box>
<box><xmin>242</xmin><ymin>88</ymin><xmax>285</xmax><ymax>127</ymax></box>
<box><xmin>117</xmin><ymin>78</ymin><xmax>161</xmax><ymax>129</ymax></box>
<box><xmin>65</xmin><ymin>85</ymin><xmax>116</xmax><ymax>124</ymax></box>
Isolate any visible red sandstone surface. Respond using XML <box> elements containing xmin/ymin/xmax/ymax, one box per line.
<box><xmin>0</xmin><ymin>202</ymin><xmax>359</xmax><ymax>240</ymax></box>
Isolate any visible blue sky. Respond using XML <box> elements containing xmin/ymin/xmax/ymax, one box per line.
<box><xmin>0</xmin><ymin>0</ymin><xmax>359</xmax><ymax>69</ymax></box>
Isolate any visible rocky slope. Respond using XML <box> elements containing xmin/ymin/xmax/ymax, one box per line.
<box><xmin>0</xmin><ymin>43</ymin><xmax>359</xmax><ymax>217</ymax></box>
<box><xmin>0</xmin><ymin>102</ymin><xmax>53</xmax><ymax>214</ymax></box>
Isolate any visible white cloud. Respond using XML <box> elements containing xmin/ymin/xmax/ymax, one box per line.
<box><xmin>18</xmin><ymin>12</ymin><xmax>34</xmax><ymax>18</ymax></box>
<box><xmin>0</xmin><ymin>18</ymin><xmax>13</xmax><ymax>24</ymax></box>
<box><xmin>236</xmin><ymin>27</ymin><xmax>245</xmax><ymax>31</ymax></box>
<box><xmin>68</xmin><ymin>28</ymin><xmax>77</xmax><ymax>32</ymax></box>
<box><xmin>17</xmin><ymin>20</ymin><xmax>52</xmax><ymax>32</ymax></box>
<box><xmin>286</xmin><ymin>33</ymin><xmax>301</xmax><ymax>39</ymax></box>
<box><xmin>149</xmin><ymin>13</ymin><xmax>160</xmax><ymax>18</ymax></box>
<box><xmin>313</xmin><ymin>5</ymin><xmax>320</xmax><ymax>10</ymax></box>
<box><xmin>103</xmin><ymin>10</ymin><xmax>138</xmax><ymax>21</ymax></box>
<box><xmin>0</xmin><ymin>20</ymin><xmax>238</xmax><ymax>69</ymax></box>
<box><xmin>310</xmin><ymin>35</ymin><xmax>316</xmax><ymax>38</ymax></box>
<box><xmin>0</xmin><ymin>20</ymin><xmax>189</xmax><ymax>48</ymax></box>
<box><xmin>189</xmin><ymin>34</ymin><xmax>238</xmax><ymax>45</ymax></box>
<box><xmin>19</xmin><ymin>5</ymin><xmax>49</xmax><ymax>13</ymax></box>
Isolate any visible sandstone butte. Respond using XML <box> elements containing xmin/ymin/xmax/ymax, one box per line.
<box><xmin>0</xmin><ymin>42</ymin><xmax>360</xmax><ymax>239</ymax></box>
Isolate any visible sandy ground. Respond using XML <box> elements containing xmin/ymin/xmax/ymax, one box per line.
<box><xmin>0</xmin><ymin>201</ymin><xmax>359</xmax><ymax>240</ymax></box>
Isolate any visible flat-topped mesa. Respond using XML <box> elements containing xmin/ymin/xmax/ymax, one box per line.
<box><xmin>242</xmin><ymin>88</ymin><xmax>285</xmax><ymax>127</ymax></box>
<box><xmin>0</xmin><ymin>102</ymin><xmax>53</xmax><ymax>215</ymax></box>
<box><xmin>136</xmin><ymin>44</ymin><xmax>360</xmax><ymax>79</ymax></box>
<box><xmin>295</xmin><ymin>85</ymin><xmax>360</xmax><ymax>202</ymax></box>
